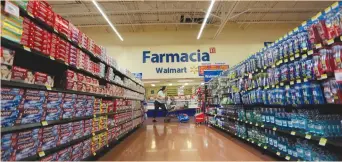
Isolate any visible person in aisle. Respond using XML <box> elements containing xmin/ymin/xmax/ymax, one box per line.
<box><xmin>153</xmin><ymin>86</ymin><xmax>167</xmax><ymax>122</ymax></box>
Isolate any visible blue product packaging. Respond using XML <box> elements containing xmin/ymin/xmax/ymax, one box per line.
<box><xmin>72</xmin><ymin>121</ymin><xmax>84</xmax><ymax>140</ymax></box>
<box><xmin>295</xmin><ymin>84</ymin><xmax>304</xmax><ymax>105</ymax></box>
<box><xmin>1</xmin><ymin>110</ymin><xmax>20</xmax><ymax>127</ymax></box>
<box><xmin>42</xmin><ymin>92</ymin><xmax>64</xmax><ymax>121</ymax></box>
<box><xmin>40</xmin><ymin>152</ymin><xmax>58</xmax><ymax>161</ymax></box>
<box><xmin>13</xmin><ymin>139</ymin><xmax>39</xmax><ymax>160</ymax></box>
<box><xmin>72</xmin><ymin>142</ymin><xmax>83</xmax><ymax>156</ymax></box>
<box><xmin>42</xmin><ymin>125</ymin><xmax>60</xmax><ymax>136</ymax></box>
<box><xmin>312</xmin><ymin>83</ymin><xmax>325</xmax><ymax>104</ymax></box>
<box><xmin>19</xmin><ymin>90</ymin><xmax>47</xmax><ymax>109</ymax></box>
<box><xmin>57</xmin><ymin>147</ymin><xmax>72</xmax><ymax>161</ymax></box>
<box><xmin>85</xmin><ymin>96</ymin><xmax>95</xmax><ymax>116</ymax></box>
<box><xmin>58</xmin><ymin>129</ymin><xmax>73</xmax><ymax>145</ymax></box>
<box><xmin>305</xmin><ymin>59</ymin><xmax>315</xmax><ymax>80</ymax></box>
<box><xmin>289</xmin><ymin>63</ymin><xmax>295</xmax><ymax>81</ymax></box>
<box><xmin>1</xmin><ymin>87</ymin><xmax>25</xmax><ymax>111</ymax></box>
<box><xmin>294</xmin><ymin>61</ymin><xmax>302</xmax><ymax>79</ymax></box>
<box><xmin>16</xmin><ymin>109</ymin><xmax>44</xmax><ymax>125</ymax></box>
<box><xmin>39</xmin><ymin>135</ymin><xmax>58</xmax><ymax>151</ymax></box>
<box><xmin>74</xmin><ymin>95</ymin><xmax>86</xmax><ymax>117</ymax></box>
<box><xmin>61</xmin><ymin>94</ymin><xmax>77</xmax><ymax>119</ymax></box>
<box><xmin>302</xmin><ymin>82</ymin><xmax>314</xmax><ymax>104</ymax></box>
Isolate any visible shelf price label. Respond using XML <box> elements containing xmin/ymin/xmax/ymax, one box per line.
<box><xmin>276</xmin><ymin>152</ymin><xmax>281</xmax><ymax>156</ymax></box>
<box><xmin>250</xmin><ymin>122</ymin><xmax>253</xmax><ymax>125</ymax></box>
<box><xmin>23</xmin><ymin>46</ymin><xmax>31</xmax><ymax>52</ymax></box>
<box><xmin>302</xmin><ymin>54</ymin><xmax>307</xmax><ymax>58</ymax></box>
<box><xmin>291</xmin><ymin>131</ymin><xmax>296</xmax><ymax>135</ymax></box>
<box><xmin>290</xmin><ymin>56</ymin><xmax>295</xmax><ymax>61</ymax></box>
<box><xmin>296</xmin><ymin>79</ymin><xmax>302</xmax><ymax>84</ymax></box>
<box><xmin>93</xmin><ymin>152</ymin><xmax>97</xmax><ymax>156</ymax></box>
<box><xmin>305</xmin><ymin>134</ymin><xmax>312</xmax><ymax>139</ymax></box>
<box><xmin>308</xmin><ymin>50</ymin><xmax>314</xmax><ymax>55</ymax></box>
<box><xmin>295</xmin><ymin>53</ymin><xmax>300</xmax><ymax>58</ymax></box>
<box><xmin>285</xmin><ymin>156</ymin><xmax>291</xmax><ymax>160</ymax></box>
<box><xmin>327</xmin><ymin>39</ymin><xmax>334</xmax><ymax>45</ymax></box>
<box><xmin>38</xmin><ymin>151</ymin><xmax>46</xmax><ymax>157</ymax></box>
<box><xmin>251</xmin><ymin>141</ymin><xmax>254</xmax><ymax>144</ymax></box>
<box><xmin>258</xmin><ymin>143</ymin><xmax>261</xmax><ymax>147</ymax></box>
<box><xmin>261</xmin><ymin>125</ymin><xmax>265</xmax><ymax>128</ymax></box>
<box><xmin>45</xmin><ymin>85</ymin><xmax>52</xmax><ymax>91</ymax></box>
<box><xmin>264</xmin><ymin>146</ymin><xmax>268</xmax><ymax>149</ymax></box>
<box><xmin>255</xmin><ymin>123</ymin><xmax>259</xmax><ymax>126</ymax></box>
<box><xmin>4</xmin><ymin>1</ymin><xmax>20</xmax><ymax>18</ymax></box>
<box><xmin>315</xmin><ymin>43</ymin><xmax>322</xmax><ymax>49</ymax></box>
<box><xmin>273</xmin><ymin>127</ymin><xmax>277</xmax><ymax>131</ymax></box>
<box><xmin>41</xmin><ymin>121</ymin><xmax>48</xmax><ymax>126</ymax></box>
<box><xmin>284</xmin><ymin>58</ymin><xmax>288</xmax><ymax>63</ymax></box>
<box><xmin>49</xmin><ymin>56</ymin><xmax>55</xmax><ymax>60</ymax></box>
<box><xmin>290</xmin><ymin>81</ymin><xmax>295</xmax><ymax>85</ymax></box>
<box><xmin>319</xmin><ymin>137</ymin><xmax>327</xmax><ymax>146</ymax></box>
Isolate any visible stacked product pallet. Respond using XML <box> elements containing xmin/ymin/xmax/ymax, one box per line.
<box><xmin>206</xmin><ymin>2</ymin><xmax>342</xmax><ymax>161</ymax></box>
<box><xmin>1</xmin><ymin>0</ymin><xmax>145</xmax><ymax>161</ymax></box>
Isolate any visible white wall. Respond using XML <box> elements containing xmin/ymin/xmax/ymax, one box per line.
<box><xmin>80</xmin><ymin>23</ymin><xmax>296</xmax><ymax>79</ymax></box>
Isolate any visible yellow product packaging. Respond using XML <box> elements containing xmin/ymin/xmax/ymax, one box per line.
<box><xmin>1</xmin><ymin>12</ymin><xmax>23</xmax><ymax>43</ymax></box>
<box><xmin>11</xmin><ymin>0</ymin><xmax>28</xmax><ymax>10</ymax></box>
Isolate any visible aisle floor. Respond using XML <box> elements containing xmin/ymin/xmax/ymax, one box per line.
<box><xmin>99</xmin><ymin>119</ymin><xmax>274</xmax><ymax>161</ymax></box>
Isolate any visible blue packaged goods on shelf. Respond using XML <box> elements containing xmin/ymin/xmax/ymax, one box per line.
<box><xmin>61</xmin><ymin>93</ymin><xmax>77</xmax><ymax>119</ymax></box>
<box><xmin>85</xmin><ymin>95</ymin><xmax>95</xmax><ymax>116</ymax></box>
<box><xmin>19</xmin><ymin>89</ymin><xmax>47</xmax><ymax>109</ymax></box>
<box><xmin>74</xmin><ymin>95</ymin><xmax>86</xmax><ymax>117</ymax></box>
<box><xmin>1</xmin><ymin>87</ymin><xmax>25</xmax><ymax>111</ymax></box>
<box><xmin>42</xmin><ymin>92</ymin><xmax>64</xmax><ymax>121</ymax></box>
<box><xmin>72</xmin><ymin>120</ymin><xmax>84</xmax><ymax>140</ymax></box>
<box><xmin>40</xmin><ymin>153</ymin><xmax>58</xmax><ymax>161</ymax></box>
<box><xmin>57</xmin><ymin>147</ymin><xmax>72</xmax><ymax>161</ymax></box>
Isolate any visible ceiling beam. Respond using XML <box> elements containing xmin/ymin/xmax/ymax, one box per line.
<box><xmin>212</xmin><ymin>1</ymin><xmax>239</xmax><ymax>39</ymax></box>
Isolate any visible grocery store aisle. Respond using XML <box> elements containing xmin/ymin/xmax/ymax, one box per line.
<box><xmin>99</xmin><ymin>119</ymin><xmax>274</xmax><ymax>161</ymax></box>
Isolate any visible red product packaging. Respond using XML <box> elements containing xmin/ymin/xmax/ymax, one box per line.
<box><xmin>11</xmin><ymin>66</ymin><xmax>35</xmax><ymax>84</ymax></box>
<box><xmin>66</xmin><ymin>79</ymin><xmax>77</xmax><ymax>91</ymax></box>
<box><xmin>55</xmin><ymin>14</ymin><xmax>70</xmax><ymax>37</ymax></box>
<box><xmin>77</xmin><ymin>73</ymin><xmax>84</xmax><ymax>82</ymax></box>
<box><xmin>85</xmin><ymin>76</ymin><xmax>92</xmax><ymax>84</ymax></box>
<box><xmin>77</xmin><ymin>82</ymin><xmax>86</xmax><ymax>92</ymax></box>
<box><xmin>66</xmin><ymin>70</ymin><xmax>77</xmax><ymax>81</ymax></box>
<box><xmin>34</xmin><ymin>72</ymin><xmax>48</xmax><ymax>86</ymax></box>
<box><xmin>86</xmin><ymin>84</ymin><xmax>93</xmax><ymax>93</ymax></box>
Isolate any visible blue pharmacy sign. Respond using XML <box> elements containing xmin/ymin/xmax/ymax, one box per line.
<box><xmin>133</xmin><ymin>73</ymin><xmax>142</xmax><ymax>80</ymax></box>
<box><xmin>203</xmin><ymin>70</ymin><xmax>222</xmax><ymax>82</ymax></box>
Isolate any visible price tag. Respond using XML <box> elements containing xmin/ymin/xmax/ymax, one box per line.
<box><xmin>325</xmin><ymin>7</ymin><xmax>332</xmax><ymax>13</ymax></box>
<box><xmin>327</xmin><ymin>39</ymin><xmax>334</xmax><ymax>45</ymax></box>
<box><xmin>302</xmin><ymin>54</ymin><xmax>307</xmax><ymax>58</ymax></box>
<box><xmin>291</xmin><ymin>131</ymin><xmax>296</xmax><ymax>135</ymax></box>
<box><xmin>294</xmin><ymin>27</ymin><xmax>299</xmax><ymax>32</ymax></box>
<box><xmin>255</xmin><ymin>123</ymin><xmax>259</xmax><ymax>126</ymax></box>
<box><xmin>321</xmin><ymin>74</ymin><xmax>328</xmax><ymax>79</ymax></box>
<box><xmin>252</xmin><ymin>141</ymin><xmax>254</xmax><ymax>144</ymax></box>
<box><xmin>285</xmin><ymin>85</ymin><xmax>290</xmax><ymax>90</ymax></box>
<box><xmin>284</xmin><ymin>58</ymin><xmax>288</xmax><ymax>63</ymax></box>
<box><xmin>301</xmin><ymin>21</ymin><xmax>307</xmax><ymax>26</ymax></box>
<box><xmin>290</xmin><ymin>56</ymin><xmax>295</xmax><ymax>61</ymax></box>
<box><xmin>305</xmin><ymin>134</ymin><xmax>312</xmax><ymax>139</ymax></box>
<box><xmin>245</xmin><ymin>121</ymin><xmax>248</xmax><ymax>123</ymax></box>
<box><xmin>315</xmin><ymin>43</ymin><xmax>322</xmax><ymax>49</ymax></box>
<box><xmin>290</xmin><ymin>81</ymin><xmax>294</xmax><ymax>85</ymax></box>
<box><xmin>38</xmin><ymin>151</ymin><xmax>45</xmax><ymax>157</ymax></box>
<box><xmin>332</xmin><ymin>2</ymin><xmax>339</xmax><ymax>9</ymax></box>
<box><xmin>242</xmin><ymin>137</ymin><xmax>245</xmax><ymax>139</ymax></box>
<box><xmin>273</xmin><ymin>127</ymin><xmax>277</xmax><ymax>131</ymax></box>
<box><xmin>247</xmin><ymin>139</ymin><xmax>250</xmax><ymax>142</ymax></box>
<box><xmin>308</xmin><ymin>50</ymin><xmax>313</xmax><ymax>55</ymax></box>
<box><xmin>92</xmin><ymin>132</ymin><xmax>95</xmax><ymax>136</ymax></box>
<box><xmin>276</xmin><ymin>152</ymin><xmax>281</xmax><ymax>156</ymax></box>
<box><xmin>106</xmin><ymin>144</ymin><xmax>109</xmax><ymax>147</ymax></box>
<box><xmin>41</xmin><ymin>121</ymin><xmax>48</xmax><ymax>126</ymax></box>
<box><xmin>285</xmin><ymin>156</ymin><xmax>291</xmax><ymax>160</ymax></box>
<box><xmin>276</xmin><ymin>85</ymin><xmax>279</xmax><ymax>88</ymax></box>
<box><xmin>296</xmin><ymin>79</ymin><xmax>302</xmax><ymax>84</ymax></box>
<box><xmin>28</xmin><ymin>12</ymin><xmax>34</xmax><ymax>18</ymax></box>
<box><xmin>4</xmin><ymin>1</ymin><xmax>19</xmax><ymax>18</ymax></box>
<box><xmin>295</xmin><ymin>53</ymin><xmax>300</xmax><ymax>58</ymax></box>
<box><xmin>250</xmin><ymin>122</ymin><xmax>253</xmax><ymax>125</ymax></box>
<box><xmin>258</xmin><ymin>143</ymin><xmax>261</xmax><ymax>147</ymax></box>
<box><xmin>272</xmin><ymin>64</ymin><xmax>276</xmax><ymax>68</ymax></box>
<box><xmin>261</xmin><ymin>125</ymin><xmax>264</xmax><ymax>128</ymax></box>
<box><xmin>335</xmin><ymin>69</ymin><xmax>342</xmax><ymax>83</ymax></box>
<box><xmin>93</xmin><ymin>152</ymin><xmax>97</xmax><ymax>156</ymax></box>
<box><xmin>319</xmin><ymin>137</ymin><xmax>327</xmax><ymax>146</ymax></box>
<box><xmin>45</xmin><ymin>85</ymin><xmax>52</xmax><ymax>90</ymax></box>
<box><xmin>23</xmin><ymin>46</ymin><xmax>31</xmax><ymax>52</ymax></box>
<box><xmin>303</xmin><ymin>78</ymin><xmax>308</xmax><ymax>82</ymax></box>
<box><xmin>264</xmin><ymin>146</ymin><xmax>268</xmax><ymax>149</ymax></box>
<box><xmin>49</xmin><ymin>56</ymin><xmax>55</xmax><ymax>60</ymax></box>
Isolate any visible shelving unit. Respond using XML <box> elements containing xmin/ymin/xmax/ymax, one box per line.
<box><xmin>1</xmin><ymin>1</ymin><xmax>146</xmax><ymax>161</ymax></box>
<box><xmin>204</xmin><ymin>2</ymin><xmax>342</xmax><ymax>161</ymax></box>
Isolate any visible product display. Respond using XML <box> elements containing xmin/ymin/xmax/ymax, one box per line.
<box><xmin>206</xmin><ymin>2</ymin><xmax>342</xmax><ymax>161</ymax></box>
<box><xmin>1</xmin><ymin>0</ymin><xmax>145</xmax><ymax>161</ymax></box>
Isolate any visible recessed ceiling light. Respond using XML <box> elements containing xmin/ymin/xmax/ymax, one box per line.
<box><xmin>151</xmin><ymin>84</ymin><xmax>155</xmax><ymax>87</ymax></box>
<box><xmin>92</xmin><ymin>0</ymin><xmax>123</xmax><ymax>41</ymax></box>
<box><xmin>184</xmin><ymin>83</ymin><xmax>189</xmax><ymax>85</ymax></box>
<box><xmin>169</xmin><ymin>83</ymin><xmax>173</xmax><ymax>86</ymax></box>
<box><xmin>177</xmin><ymin>80</ymin><xmax>193</xmax><ymax>83</ymax></box>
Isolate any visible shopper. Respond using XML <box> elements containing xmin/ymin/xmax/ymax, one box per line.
<box><xmin>153</xmin><ymin>86</ymin><xmax>167</xmax><ymax>122</ymax></box>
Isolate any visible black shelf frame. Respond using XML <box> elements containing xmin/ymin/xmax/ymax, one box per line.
<box><xmin>215</xmin><ymin>114</ymin><xmax>342</xmax><ymax>149</ymax></box>
<box><xmin>210</xmin><ymin>124</ymin><xmax>300</xmax><ymax>161</ymax></box>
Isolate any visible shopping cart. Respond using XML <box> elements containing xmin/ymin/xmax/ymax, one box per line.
<box><xmin>164</xmin><ymin>99</ymin><xmax>189</xmax><ymax>123</ymax></box>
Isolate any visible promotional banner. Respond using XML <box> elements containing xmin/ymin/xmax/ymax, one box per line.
<box><xmin>204</xmin><ymin>70</ymin><xmax>222</xmax><ymax>82</ymax></box>
<box><xmin>198</xmin><ymin>65</ymin><xmax>229</xmax><ymax>76</ymax></box>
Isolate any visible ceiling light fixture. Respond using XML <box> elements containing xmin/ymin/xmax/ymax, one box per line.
<box><xmin>143</xmin><ymin>81</ymin><xmax>160</xmax><ymax>84</ymax></box>
<box><xmin>169</xmin><ymin>83</ymin><xmax>173</xmax><ymax>86</ymax></box>
<box><xmin>197</xmin><ymin>0</ymin><xmax>215</xmax><ymax>40</ymax></box>
<box><xmin>177</xmin><ymin>80</ymin><xmax>194</xmax><ymax>83</ymax></box>
<box><xmin>151</xmin><ymin>84</ymin><xmax>155</xmax><ymax>87</ymax></box>
<box><xmin>201</xmin><ymin>82</ymin><xmax>205</xmax><ymax>85</ymax></box>
<box><xmin>185</xmin><ymin>83</ymin><xmax>189</xmax><ymax>85</ymax></box>
<box><xmin>91</xmin><ymin>0</ymin><xmax>123</xmax><ymax>41</ymax></box>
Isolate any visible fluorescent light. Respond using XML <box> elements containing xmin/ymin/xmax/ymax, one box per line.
<box><xmin>197</xmin><ymin>0</ymin><xmax>215</xmax><ymax>40</ymax></box>
<box><xmin>151</xmin><ymin>84</ymin><xmax>155</xmax><ymax>87</ymax></box>
<box><xmin>201</xmin><ymin>82</ymin><xmax>205</xmax><ymax>85</ymax></box>
<box><xmin>169</xmin><ymin>83</ymin><xmax>173</xmax><ymax>86</ymax></box>
<box><xmin>185</xmin><ymin>83</ymin><xmax>189</xmax><ymax>85</ymax></box>
<box><xmin>177</xmin><ymin>80</ymin><xmax>193</xmax><ymax>83</ymax></box>
<box><xmin>92</xmin><ymin>0</ymin><xmax>123</xmax><ymax>41</ymax></box>
<box><xmin>144</xmin><ymin>81</ymin><xmax>160</xmax><ymax>83</ymax></box>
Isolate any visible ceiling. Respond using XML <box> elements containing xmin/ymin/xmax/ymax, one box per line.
<box><xmin>49</xmin><ymin>1</ymin><xmax>333</xmax><ymax>36</ymax></box>
<box><xmin>143</xmin><ymin>78</ymin><xmax>203</xmax><ymax>87</ymax></box>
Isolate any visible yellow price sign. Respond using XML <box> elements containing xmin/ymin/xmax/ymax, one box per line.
<box><xmin>49</xmin><ymin>56</ymin><xmax>55</xmax><ymax>60</ymax></box>
<box><xmin>291</xmin><ymin>131</ymin><xmax>296</xmax><ymax>135</ymax></box>
<box><xmin>315</xmin><ymin>43</ymin><xmax>322</xmax><ymax>49</ymax></box>
<box><xmin>301</xmin><ymin>21</ymin><xmax>307</xmax><ymax>26</ymax></box>
<box><xmin>38</xmin><ymin>151</ymin><xmax>45</xmax><ymax>157</ymax></box>
<box><xmin>325</xmin><ymin>7</ymin><xmax>332</xmax><ymax>13</ymax></box>
<box><xmin>41</xmin><ymin>121</ymin><xmax>48</xmax><ymax>126</ymax></box>
<box><xmin>290</xmin><ymin>81</ymin><xmax>295</xmax><ymax>85</ymax></box>
<box><xmin>255</xmin><ymin>123</ymin><xmax>259</xmax><ymax>126</ymax></box>
<box><xmin>327</xmin><ymin>39</ymin><xmax>334</xmax><ymax>45</ymax></box>
<box><xmin>290</xmin><ymin>56</ymin><xmax>295</xmax><ymax>61</ymax></box>
<box><xmin>294</xmin><ymin>27</ymin><xmax>299</xmax><ymax>32</ymax></box>
<box><xmin>276</xmin><ymin>152</ymin><xmax>281</xmax><ymax>156</ymax></box>
<box><xmin>284</xmin><ymin>58</ymin><xmax>288</xmax><ymax>63</ymax></box>
<box><xmin>264</xmin><ymin>146</ymin><xmax>268</xmax><ymax>149</ymax></box>
<box><xmin>305</xmin><ymin>134</ymin><xmax>312</xmax><ymax>139</ymax></box>
<box><xmin>321</xmin><ymin>74</ymin><xmax>328</xmax><ymax>79</ymax></box>
<box><xmin>285</xmin><ymin>156</ymin><xmax>291</xmax><ymax>160</ymax></box>
<box><xmin>308</xmin><ymin>50</ymin><xmax>313</xmax><ymax>55</ymax></box>
<box><xmin>45</xmin><ymin>85</ymin><xmax>52</xmax><ymax>91</ymax></box>
<box><xmin>319</xmin><ymin>137</ymin><xmax>327</xmax><ymax>146</ymax></box>
<box><xmin>23</xmin><ymin>46</ymin><xmax>31</xmax><ymax>52</ymax></box>
<box><xmin>296</xmin><ymin>79</ymin><xmax>302</xmax><ymax>84</ymax></box>
<box><xmin>273</xmin><ymin>127</ymin><xmax>277</xmax><ymax>131</ymax></box>
<box><xmin>261</xmin><ymin>125</ymin><xmax>265</xmax><ymax>128</ymax></box>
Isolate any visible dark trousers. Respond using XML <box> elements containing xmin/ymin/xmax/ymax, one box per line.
<box><xmin>154</xmin><ymin>101</ymin><xmax>167</xmax><ymax>118</ymax></box>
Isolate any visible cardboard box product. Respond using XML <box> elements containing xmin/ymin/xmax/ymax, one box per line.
<box><xmin>57</xmin><ymin>147</ymin><xmax>72</xmax><ymax>161</ymax></box>
<box><xmin>61</xmin><ymin>94</ymin><xmax>77</xmax><ymax>119</ymax></box>
<box><xmin>65</xmin><ymin>79</ymin><xmax>77</xmax><ymax>91</ymax></box>
<box><xmin>1</xmin><ymin>47</ymin><xmax>15</xmax><ymax>66</ymax></box>
<box><xmin>42</xmin><ymin>92</ymin><xmax>63</xmax><ymax>121</ymax></box>
<box><xmin>11</xmin><ymin>66</ymin><xmax>35</xmax><ymax>84</ymax></box>
<box><xmin>74</xmin><ymin>95</ymin><xmax>86</xmax><ymax>117</ymax></box>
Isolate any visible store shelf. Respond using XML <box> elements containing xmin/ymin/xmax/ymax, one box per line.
<box><xmin>1</xmin><ymin>80</ymin><xmax>143</xmax><ymax>101</ymax></box>
<box><xmin>217</xmin><ymin>115</ymin><xmax>342</xmax><ymax>148</ymax></box>
<box><xmin>209</xmin><ymin>124</ymin><xmax>300</xmax><ymax>161</ymax></box>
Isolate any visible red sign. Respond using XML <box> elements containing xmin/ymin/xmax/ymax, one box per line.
<box><xmin>209</xmin><ymin>47</ymin><xmax>216</xmax><ymax>53</ymax></box>
<box><xmin>198</xmin><ymin>65</ymin><xmax>229</xmax><ymax>76</ymax></box>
